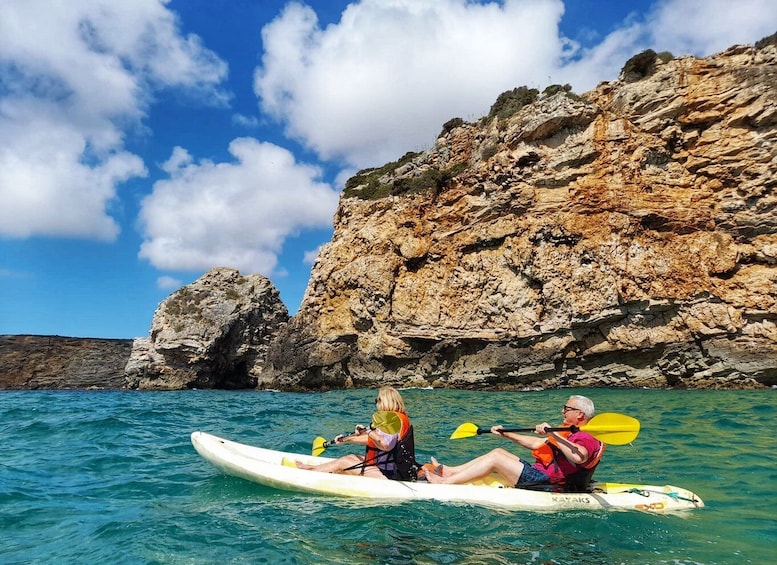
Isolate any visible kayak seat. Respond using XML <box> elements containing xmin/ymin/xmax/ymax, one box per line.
<box><xmin>562</xmin><ymin>463</ymin><xmax>600</xmax><ymax>493</ymax></box>
<box><xmin>562</xmin><ymin>439</ymin><xmax>606</xmax><ymax>492</ymax></box>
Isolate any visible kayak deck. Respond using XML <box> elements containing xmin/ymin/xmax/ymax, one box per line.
<box><xmin>191</xmin><ymin>431</ymin><xmax>704</xmax><ymax>514</ymax></box>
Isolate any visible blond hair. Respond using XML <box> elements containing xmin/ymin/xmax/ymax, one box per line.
<box><xmin>375</xmin><ymin>386</ymin><xmax>406</xmax><ymax>413</ymax></box>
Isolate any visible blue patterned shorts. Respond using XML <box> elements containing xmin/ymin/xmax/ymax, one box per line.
<box><xmin>516</xmin><ymin>461</ymin><xmax>550</xmax><ymax>486</ymax></box>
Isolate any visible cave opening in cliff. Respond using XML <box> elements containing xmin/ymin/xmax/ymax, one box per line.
<box><xmin>217</xmin><ymin>360</ymin><xmax>255</xmax><ymax>390</ymax></box>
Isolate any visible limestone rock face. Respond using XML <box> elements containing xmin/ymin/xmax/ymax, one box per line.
<box><xmin>0</xmin><ymin>335</ymin><xmax>132</xmax><ymax>389</ymax></box>
<box><xmin>125</xmin><ymin>268</ymin><xmax>288</xmax><ymax>390</ymax></box>
<box><xmin>264</xmin><ymin>44</ymin><xmax>777</xmax><ymax>390</ymax></box>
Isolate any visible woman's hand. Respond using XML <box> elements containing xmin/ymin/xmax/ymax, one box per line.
<box><xmin>490</xmin><ymin>425</ymin><xmax>505</xmax><ymax>435</ymax></box>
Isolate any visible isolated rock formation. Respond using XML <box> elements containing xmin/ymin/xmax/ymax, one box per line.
<box><xmin>124</xmin><ymin>268</ymin><xmax>288</xmax><ymax>390</ymax></box>
<box><xmin>263</xmin><ymin>42</ymin><xmax>777</xmax><ymax>390</ymax></box>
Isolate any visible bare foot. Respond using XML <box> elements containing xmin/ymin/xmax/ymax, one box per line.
<box><xmin>425</xmin><ymin>468</ymin><xmax>445</xmax><ymax>484</ymax></box>
<box><xmin>295</xmin><ymin>460</ymin><xmax>314</xmax><ymax>470</ymax></box>
<box><xmin>429</xmin><ymin>457</ymin><xmax>447</xmax><ymax>475</ymax></box>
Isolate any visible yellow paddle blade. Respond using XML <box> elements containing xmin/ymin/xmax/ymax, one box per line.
<box><xmin>450</xmin><ymin>422</ymin><xmax>480</xmax><ymax>440</ymax></box>
<box><xmin>580</xmin><ymin>413</ymin><xmax>640</xmax><ymax>445</ymax></box>
<box><xmin>311</xmin><ymin>436</ymin><xmax>327</xmax><ymax>457</ymax></box>
<box><xmin>372</xmin><ymin>411</ymin><xmax>402</xmax><ymax>434</ymax></box>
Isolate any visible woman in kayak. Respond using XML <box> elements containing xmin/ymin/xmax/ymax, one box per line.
<box><xmin>425</xmin><ymin>395</ymin><xmax>604</xmax><ymax>491</ymax></box>
<box><xmin>295</xmin><ymin>386</ymin><xmax>419</xmax><ymax>480</ymax></box>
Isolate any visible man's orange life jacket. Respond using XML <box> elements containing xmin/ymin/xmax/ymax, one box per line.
<box><xmin>531</xmin><ymin>431</ymin><xmax>605</xmax><ymax>470</ymax></box>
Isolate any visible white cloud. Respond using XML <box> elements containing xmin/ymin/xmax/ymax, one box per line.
<box><xmin>157</xmin><ymin>275</ymin><xmax>183</xmax><ymax>290</ymax></box>
<box><xmin>255</xmin><ymin>0</ymin><xmax>569</xmax><ymax>168</ymax></box>
<box><xmin>303</xmin><ymin>246</ymin><xmax>324</xmax><ymax>265</ymax></box>
<box><xmin>562</xmin><ymin>23</ymin><xmax>646</xmax><ymax>92</ymax></box>
<box><xmin>254</xmin><ymin>0</ymin><xmax>777</xmax><ymax>169</ymax></box>
<box><xmin>161</xmin><ymin>146</ymin><xmax>194</xmax><ymax>174</ymax></box>
<box><xmin>0</xmin><ymin>0</ymin><xmax>228</xmax><ymax>240</ymax></box>
<box><xmin>0</xmin><ymin>108</ymin><xmax>146</xmax><ymax>239</ymax></box>
<box><xmin>646</xmin><ymin>0</ymin><xmax>777</xmax><ymax>57</ymax></box>
<box><xmin>138</xmin><ymin>138</ymin><xmax>340</xmax><ymax>276</ymax></box>
<box><xmin>232</xmin><ymin>113</ymin><xmax>261</xmax><ymax>129</ymax></box>
<box><xmin>3</xmin><ymin>0</ymin><xmax>775</xmax><ymax>283</ymax></box>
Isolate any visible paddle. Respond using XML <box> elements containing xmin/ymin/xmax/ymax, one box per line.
<box><xmin>312</xmin><ymin>433</ymin><xmax>352</xmax><ymax>457</ymax></box>
<box><xmin>311</xmin><ymin>411</ymin><xmax>403</xmax><ymax>456</ymax></box>
<box><xmin>450</xmin><ymin>412</ymin><xmax>640</xmax><ymax>445</ymax></box>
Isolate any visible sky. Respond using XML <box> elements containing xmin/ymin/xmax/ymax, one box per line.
<box><xmin>1</xmin><ymin>0</ymin><xmax>775</xmax><ymax>339</ymax></box>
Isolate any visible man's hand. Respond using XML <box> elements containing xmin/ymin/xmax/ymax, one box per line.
<box><xmin>535</xmin><ymin>422</ymin><xmax>551</xmax><ymax>436</ymax></box>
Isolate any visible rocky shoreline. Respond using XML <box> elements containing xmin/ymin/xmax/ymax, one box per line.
<box><xmin>0</xmin><ymin>327</ymin><xmax>771</xmax><ymax>391</ymax></box>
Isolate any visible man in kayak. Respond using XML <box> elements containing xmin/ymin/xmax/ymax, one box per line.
<box><xmin>295</xmin><ymin>386</ymin><xmax>419</xmax><ymax>480</ymax></box>
<box><xmin>425</xmin><ymin>395</ymin><xmax>604</xmax><ymax>490</ymax></box>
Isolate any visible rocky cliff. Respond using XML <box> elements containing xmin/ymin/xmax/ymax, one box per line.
<box><xmin>262</xmin><ymin>42</ymin><xmax>777</xmax><ymax>390</ymax></box>
<box><xmin>0</xmin><ymin>335</ymin><xmax>132</xmax><ymax>389</ymax></box>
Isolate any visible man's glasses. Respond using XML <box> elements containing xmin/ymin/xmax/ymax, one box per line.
<box><xmin>562</xmin><ymin>405</ymin><xmax>583</xmax><ymax>413</ymax></box>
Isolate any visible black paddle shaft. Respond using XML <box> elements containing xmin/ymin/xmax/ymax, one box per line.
<box><xmin>478</xmin><ymin>425</ymin><xmax>580</xmax><ymax>435</ymax></box>
<box><xmin>325</xmin><ymin>430</ymin><xmax>357</xmax><ymax>447</ymax></box>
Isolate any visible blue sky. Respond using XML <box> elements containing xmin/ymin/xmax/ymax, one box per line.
<box><xmin>1</xmin><ymin>0</ymin><xmax>775</xmax><ymax>339</ymax></box>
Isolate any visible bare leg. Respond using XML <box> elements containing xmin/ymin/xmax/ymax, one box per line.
<box><xmin>296</xmin><ymin>454</ymin><xmax>362</xmax><ymax>473</ymax></box>
<box><xmin>426</xmin><ymin>448</ymin><xmax>524</xmax><ymax>485</ymax></box>
<box><xmin>295</xmin><ymin>454</ymin><xmax>387</xmax><ymax>479</ymax></box>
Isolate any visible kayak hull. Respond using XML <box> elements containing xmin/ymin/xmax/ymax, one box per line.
<box><xmin>191</xmin><ymin>431</ymin><xmax>703</xmax><ymax>514</ymax></box>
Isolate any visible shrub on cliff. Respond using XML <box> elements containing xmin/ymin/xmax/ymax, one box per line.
<box><xmin>542</xmin><ymin>83</ymin><xmax>584</xmax><ymax>102</ymax></box>
<box><xmin>755</xmin><ymin>31</ymin><xmax>777</xmax><ymax>49</ymax></box>
<box><xmin>391</xmin><ymin>162</ymin><xmax>469</xmax><ymax>196</ymax></box>
<box><xmin>542</xmin><ymin>83</ymin><xmax>572</xmax><ymax>96</ymax></box>
<box><xmin>343</xmin><ymin>158</ymin><xmax>469</xmax><ymax>201</ymax></box>
<box><xmin>621</xmin><ymin>49</ymin><xmax>673</xmax><ymax>82</ymax></box>
<box><xmin>484</xmin><ymin>86</ymin><xmax>539</xmax><ymax>123</ymax></box>
<box><xmin>439</xmin><ymin>117</ymin><xmax>465</xmax><ymax>137</ymax></box>
<box><xmin>344</xmin><ymin>151</ymin><xmax>420</xmax><ymax>199</ymax></box>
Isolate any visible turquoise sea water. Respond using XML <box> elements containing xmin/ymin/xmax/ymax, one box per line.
<box><xmin>1</xmin><ymin>387</ymin><xmax>775</xmax><ymax>564</ymax></box>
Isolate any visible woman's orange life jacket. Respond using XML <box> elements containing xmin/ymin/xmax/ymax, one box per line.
<box><xmin>363</xmin><ymin>411</ymin><xmax>419</xmax><ymax>480</ymax></box>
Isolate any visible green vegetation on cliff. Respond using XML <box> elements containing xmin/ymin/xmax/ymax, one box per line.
<box><xmin>343</xmin><ymin>156</ymin><xmax>468</xmax><ymax>201</ymax></box>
